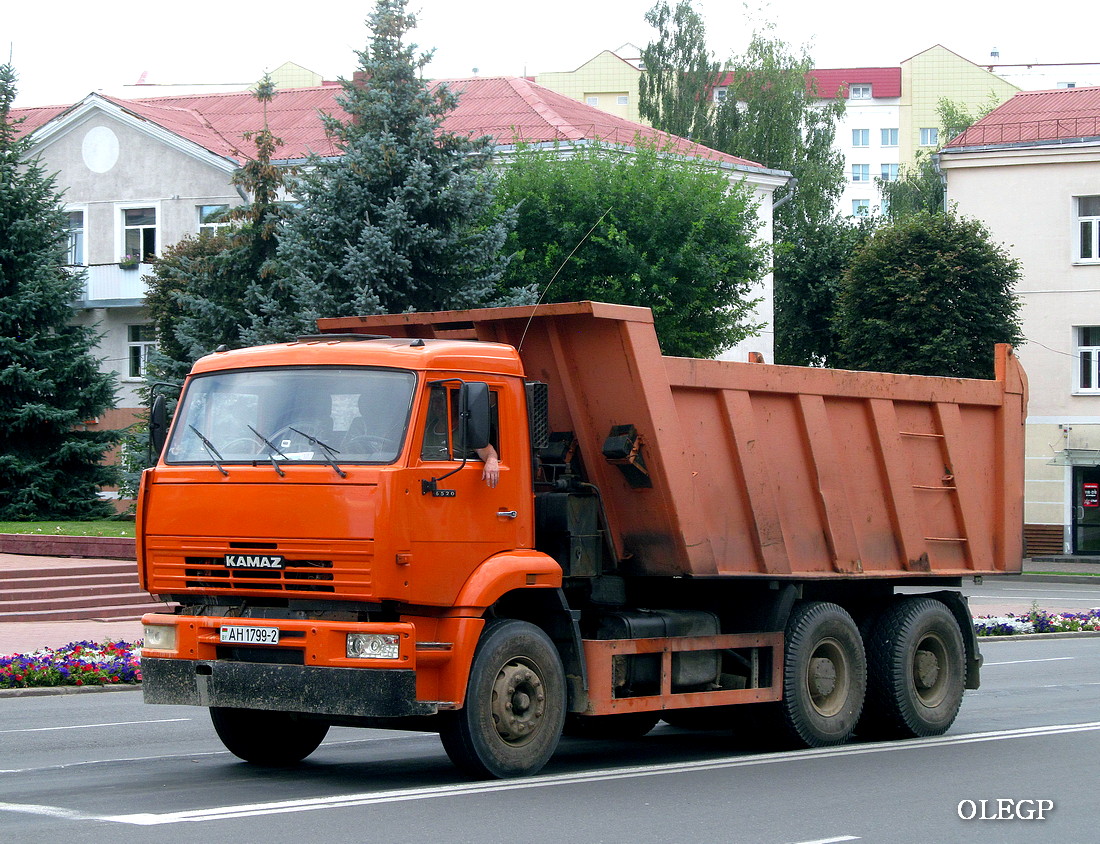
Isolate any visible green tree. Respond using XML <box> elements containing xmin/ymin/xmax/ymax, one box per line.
<box><xmin>495</xmin><ymin>141</ymin><xmax>766</xmax><ymax>358</ymax></box>
<box><xmin>773</xmin><ymin>214</ymin><xmax>875</xmax><ymax>366</ymax></box>
<box><xmin>0</xmin><ymin>62</ymin><xmax>119</xmax><ymax>518</ymax></box>
<box><xmin>264</xmin><ymin>0</ymin><xmax>517</xmax><ymax>339</ymax></box>
<box><xmin>638</xmin><ymin>0</ymin><xmax>719</xmax><ymax>142</ymax></box>
<box><xmin>144</xmin><ymin>74</ymin><xmax>294</xmax><ymax>380</ymax></box>
<box><xmin>835</xmin><ymin>211</ymin><xmax>1023</xmax><ymax>379</ymax></box>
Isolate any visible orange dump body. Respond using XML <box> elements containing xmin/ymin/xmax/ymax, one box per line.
<box><xmin>320</xmin><ymin>300</ymin><xmax>1027</xmax><ymax>580</ymax></box>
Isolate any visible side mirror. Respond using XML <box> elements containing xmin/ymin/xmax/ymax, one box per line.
<box><xmin>149</xmin><ymin>394</ymin><xmax>169</xmax><ymax>459</ymax></box>
<box><xmin>459</xmin><ymin>382</ymin><xmax>491</xmax><ymax>453</ymax></box>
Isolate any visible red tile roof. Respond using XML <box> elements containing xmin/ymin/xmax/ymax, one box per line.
<box><xmin>808</xmin><ymin>68</ymin><xmax>901</xmax><ymax>99</ymax></box>
<box><xmin>947</xmin><ymin>86</ymin><xmax>1100</xmax><ymax>147</ymax></box>
<box><xmin>711</xmin><ymin>67</ymin><xmax>900</xmax><ymax>100</ymax></box>
<box><xmin>13</xmin><ymin>76</ymin><xmax>766</xmax><ymax>170</ymax></box>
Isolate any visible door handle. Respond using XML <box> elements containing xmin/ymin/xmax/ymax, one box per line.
<box><xmin>497</xmin><ymin>509</ymin><xmax>519</xmax><ymax>519</ymax></box>
<box><xmin>1079</xmin><ymin>506</ymin><xmax>1086</xmax><ymax>520</ymax></box>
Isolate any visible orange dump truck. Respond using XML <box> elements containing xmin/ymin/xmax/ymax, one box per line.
<box><xmin>138</xmin><ymin>301</ymin><xmax>1026</xmax><ymax>778</ymax></box>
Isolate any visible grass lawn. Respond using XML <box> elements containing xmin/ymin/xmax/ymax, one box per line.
<box><xmin>0</xmin><ymin>521</ymin><xmax>135</xmax><ymax>538</ymax></box>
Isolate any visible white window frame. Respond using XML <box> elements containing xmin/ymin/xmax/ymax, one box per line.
<box><xmin>919</xmin><ymin>127</ymin><xmax>939</xmax><ymax>147</ymax></box>
<box><xmin>852</xmin><ymin>199</ymin><xmax>870</xmax><ymax>217</ymax></box>
<box><xmin>586</xmin><ymin>96</ymin><xmax>599</xmax><ymax>106</ymax></box>
<box><xmin>127</xmin><ymin>324</ymin><xmax>156</xmax><ymax>380</ymax></box>
<box><xmin>117</xmin><ymin>202</ymin><xmax>160</xmax><ymax>264</ymax></box>
<box><xmin>64</xmin><ymin>206</ymin><xmax>86</xmax><ymax>266</ymax></box>
<box><xmin>1076</xmin><ymin>196</ymin><xmax>1100</xmax><ymax>264</ymax></box>
<box><xmin>198</xmin><ymin>204</ymin><xmax>232</xmax><ymax>236</ymax></box>
<box><xmin>852</xmin><ymin>129</ymin><xmax>869</xmax><ymax>147</ymax></box>
<box><xmin>851</xmin><ymin>164</ymin><xmax>870</xmax><ymax>183</ymax></box>
<box><xmin>1075</xmin><ymin>327</ymin><xmax>1100</xmax><ymax>393</ymax></box>
<box><xmin>881</xmin><ymin>128</ymin><xmax>899</xmax><ymax>147</ymax></box>
<box><xmin>880</xmin><ymin>163</ymin><xmax>899</xmax><ymax>182</ymax></box>
<box><xmin>849</xmin><ymin>84</ymin><xmax>872</xmax><ymax>99</ymax></box>
<box><xmin>713</xmin><ymin>87</ymin><xmax>728</xmax><ymax>103</ymax></box>
<box><xmin>616</xmin><ymin>94</ymin><xmax>629</xmax><ymax>106</ymax></box>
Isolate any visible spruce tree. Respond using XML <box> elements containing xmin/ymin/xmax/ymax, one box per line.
<box><xmin>261</xmin><ymin>0</ymin><xmax>518</xmax><ymax>339</ymax></box>
<box><xmin>0</xmin><ymin>62</ymin><xmax>119</xmax><ymax>518</ymax></box>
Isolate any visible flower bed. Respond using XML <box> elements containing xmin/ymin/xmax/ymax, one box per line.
<box><xmin>0</xmin><ymin>641</ymin><xmax>141</xmax><ymax>689</ymax></box>
<box><xmin>974</xmin><ymin>608</ymin><xmax>1100</xmax><ymax>637</ymax></box>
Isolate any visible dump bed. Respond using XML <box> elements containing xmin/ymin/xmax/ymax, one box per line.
<box><xmin>319</xmin><ymin>301</ymin><xmax>1026</xmax><ymax>580</ymax></box>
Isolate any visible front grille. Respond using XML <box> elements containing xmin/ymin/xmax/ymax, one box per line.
<box><xmin>185</xmin><ymin>557</ymin><xmax>335</xmax><ymax>592</ymax></box>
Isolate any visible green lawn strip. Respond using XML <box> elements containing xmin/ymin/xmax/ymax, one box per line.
<box><xmin>0</xmin><ymin>521</ymin><xmax>135</xmax><ymax>537</ymax></box>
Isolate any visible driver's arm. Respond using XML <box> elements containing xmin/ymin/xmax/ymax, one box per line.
<box><xmin>476</xmin><ymin>444</ymin><xmax>499</xmax><ymax>488</ymax></box>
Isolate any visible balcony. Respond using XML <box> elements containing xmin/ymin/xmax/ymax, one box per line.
<box><xmin>72</xmin><ymin>263</ymin><xmax>151</xmax><ymax>309</ymax></box>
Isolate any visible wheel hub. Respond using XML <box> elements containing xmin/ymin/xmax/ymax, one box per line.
<box><xmin>914</xmin><ymin>649</ymin><xmax>940</xmax><ymax>690</ymax></box>
<box><xmin>491</xmin><ymin>661</ymin><xmax>546</xmax><ymax>744</ymax></box>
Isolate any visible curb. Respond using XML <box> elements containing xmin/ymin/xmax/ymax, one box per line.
<box><xmin>0</xmin><ymin>533</ymin><xmax>136</xmax><ymax>560</ymax></box>
<box><xmin>977</xmin><ymin>630</ymin><xmax>1100</xmax><ymax>642</ymax></box>
<box><xmin>0</xmin><ymin>683</ymin><xmax>141</xmax><ymax>699</ymax></box>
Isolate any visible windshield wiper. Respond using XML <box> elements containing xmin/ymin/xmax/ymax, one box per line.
<box><xmin>188</xmin><ymin>425</ymin><xmax>229</xmax><ymax>476</ymax></box>
<box><xmin>247</xmin><ymin>425</ymin><xmax>288</xmax><ymax>477</ymax></box>
<box><xmin>288</xmin><ymin>426</ymin><xmax>348</xmax><ymax>478</ymax></box>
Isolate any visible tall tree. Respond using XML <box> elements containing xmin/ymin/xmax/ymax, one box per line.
<box><xmin>264</xmin><ymin>0</ymin><xmax>518</xmax><ymax>340</ymax></box>
<box><xmin>638</xmin><ymin>0</ymin><xmax>720</xmax><ymax>142</ymax></box>
<box><xmin>835</xmin><ymin>211</ymin><xmax>1023</xmax><ymax>379</ymax></box>
<box><xmin>144</xmin><ymin>74</ymin><xmax>293</xmax><ymax>379</ymax></box>
<box><xmin>495</xmin><ymin>141</ymin><xmax>766</xmax><ymax>358</ymax></box>
<box><xmin>0</xmin><ymin>62</ymin><xmax>119</xmax><ymax>518</ymax></box>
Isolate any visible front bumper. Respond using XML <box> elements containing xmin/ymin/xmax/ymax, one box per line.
<box><xmin>141</xmin><ymin>656</ymin><xmax>438</xmax><ymax>718</ymax></box>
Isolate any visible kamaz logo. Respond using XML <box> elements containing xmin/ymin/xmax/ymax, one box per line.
<box><xmin>223</xmin><ymin>554</ymin><xmax>285</xmax><ymax>569</ymax></box>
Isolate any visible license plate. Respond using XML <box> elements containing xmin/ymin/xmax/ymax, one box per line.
<box><xmin>219</xmin><ymin>625</ymin><xmax>280</xmax><ymax>645</ymax></box>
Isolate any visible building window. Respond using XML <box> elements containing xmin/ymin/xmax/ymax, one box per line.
<box><xmin>919</xmin><ymin>127</ymin><xmax>939</xmax><ymax>147</ymax></box>
<box><xmin>851</xmin><ymin>164</ymin><xmax>870</xmax><ymax>183</ymax></box>
<box><xmin>849</xmin><ymin>84</ymin><xmax>872</xmax><ymax>99</ymax></box>
<box><xmin>65</xmin><ymin>210</ymin><xmax>85</xmax><ymax>265</ymax></box>
<box><xmin>198</xmin><ymin>204</ymin><xmax>231</xmax><ymax>236</ymax></box>
<box><xmin>127</xmin><ymin>324</ymin><xmax>156</xmax><ymax>378</ymax></box>
<box><xmin>880</xmin><ymin>164</ymin><xmax>899</xmax><ymax>181</ymax></box>
<box><xmin>1077</xmin><ymin>196</ymin><xmax>1100</xmax><ymax>262</ymax></box>
<box><xmin>123</xmin><ymin>207</ymin><xmax>157</xmax><ymax>263</ymax></box>
<box><xmin>852</xmin><ymin>129</ymin><xmax>869</xmax><ymax>147</ymax></box>
<box><xmin>616</xmin><ymin>95</ymin><xmax>629</xmax><ymax>106</ymax></box>
<box><xmin>1077</xmin><ymin>327</ymin><xmax>1100</xmax><ymax>392</ymax></box>
<box><xmin>881</xmin><ymin>128</ymin><xmax>899</xmax><ymax>146</ymax></box>
<box><xmin>852</xmin><ymin>200</ymin><xmax>870</xmax><ymax>216</ymax></box>
<box><xmin>713</xmin><ymin>87</ymin><xmax>728</xmax><ymax>102</ymax></box>
<box><xmin>586</xmin><ymin>96</ymin><xmax>599</xmax><ymax>106</ymax></box>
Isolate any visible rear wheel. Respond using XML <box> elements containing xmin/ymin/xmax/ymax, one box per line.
<box><xmin>439</xmin><ymin>619</ymin><xmax>566</xmax><ymax>779</ymax></box>
<box><xmin>861</xmin><ymin>597</ymin><xmax>966</xmax><ymax>738</ymax></box>
<box><xmin>209</xmin><ymin>707</ymin><xmax>329</xmax><ymax>765</ymax></box>
<box><xmin>778</xmin><ymin>602</ymin><xmax>866</xmax><ymax>747</ymax></box>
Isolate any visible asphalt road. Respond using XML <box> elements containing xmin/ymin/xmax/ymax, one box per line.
<box><xmin>1</xmin><ymin>635</ymin><xmax>1097</xmax><ymax>844</ymax></box>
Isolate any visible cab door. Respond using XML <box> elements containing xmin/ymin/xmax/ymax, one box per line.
<box><xmin>397</xmin><ymin>379</ymin><xmax>532</xmax><ymax>605</ymax></box>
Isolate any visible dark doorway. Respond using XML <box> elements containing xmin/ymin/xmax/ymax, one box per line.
<box><xmin>1072</xmin><ymin>466</ymin><xmax>1100</xmax><ymax>554</ymax></box>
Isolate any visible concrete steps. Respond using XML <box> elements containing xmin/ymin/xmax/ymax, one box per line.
<box><xmin>0</xmin><ymin>559</ymin><xmax>171</xmax><ymax>622</ymax></box>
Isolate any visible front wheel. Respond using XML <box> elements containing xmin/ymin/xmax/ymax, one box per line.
<box><xmin>439</xmin><ymin>619</ymin><xmax>566</xmax><ymax>779</ymax></box>
<box><xmin>861</xmin><ymin>597</ymin><xmax>966</xmax><ymax>738</ymax></box>
<box><xmin>209</xmin><ymin>707</ymin><xmax>329</xmax><ymax>765</ymax></box>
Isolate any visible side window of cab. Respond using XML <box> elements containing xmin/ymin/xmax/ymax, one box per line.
<box><xmin>420</xmin><ymin>384</ymin><xmax>499</xmax><ymax>461</ymax></box>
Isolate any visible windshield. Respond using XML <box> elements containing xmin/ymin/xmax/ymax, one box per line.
<box><xmin>165</xmin><ymin>367</ymin><xmax>416</xmax><ymax>466</ymax></box>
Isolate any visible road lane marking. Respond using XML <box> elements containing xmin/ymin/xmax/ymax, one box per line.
<box><xmin>0</xmin><ymin>718</ymin><xmax>190</xmax><ymax>735</ymax></box>
<box><xmin>983</xmin><ymin>657</ymin><xmax>1075</xmax><ymax>666</ymax></box>
<box><xmin>790</xmin><ymin>837</ymin><xmax>860</xmax><ymax>844</ymax></box>
<box><xmin>3</xmin><ymin>721</ymin><xmax>1093</xmax><ymax>825</ymax></box>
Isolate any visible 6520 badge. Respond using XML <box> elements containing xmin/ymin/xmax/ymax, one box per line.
<box><xmin>224</xmin><ymin>554</ymin><xmax>285</xmax><ymax>569</ymax></box>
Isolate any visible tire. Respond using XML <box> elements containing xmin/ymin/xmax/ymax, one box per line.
<box><xmin>861</xmin><ymin>597</ymin><xmax>966</xmax><ymax>739</ymax></box>
<box><xmin>778</xmin><ymin>602</ymin><xmax>866</xmax><ymax>747</ymax></box>
<box><xmin>564</xmin><ymin>711</ymin><xmax>661</xmax><ymax>739</ymax></box>
<box><xmin>439</xmin><ymin>619</ymin><xmax>566</xmax><ymax>779</ymax></box>
<box><xmin>209</xmin><ymin>707</ymin><xmax>329</xmax><ymax>765</ymax></box>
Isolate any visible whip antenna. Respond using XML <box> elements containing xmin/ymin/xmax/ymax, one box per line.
<box><xmin>517</xmin><ymin>206</ymin><xmax>612</xmax><ymax>351</ymax></box>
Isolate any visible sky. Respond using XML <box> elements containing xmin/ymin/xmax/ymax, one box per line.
<box><xmin>6</xmin><ymin>0</ymin><xmax>1098</xmax><ymax>108</ymax></box>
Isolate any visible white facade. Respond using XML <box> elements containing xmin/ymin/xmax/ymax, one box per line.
<box><xmin>833</xmin><ymin>94</ymin><xmax>902</xmax><ymax>218</ymax></box>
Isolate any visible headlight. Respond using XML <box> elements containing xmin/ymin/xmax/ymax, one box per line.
<box><xmin>143</xmin><ymin>624</ymin><xmax>177</xmax><ymax>650</ymax></box>
<box><xmin>346</xmin><ymin>633</ymin><xmax>399</xmax><ymax>660</ymax></box>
